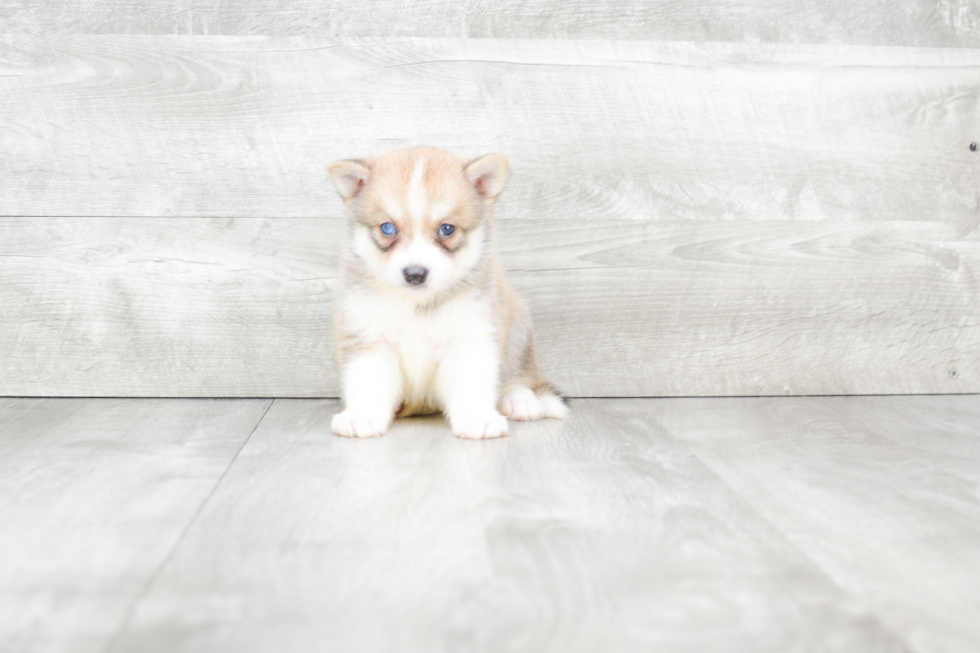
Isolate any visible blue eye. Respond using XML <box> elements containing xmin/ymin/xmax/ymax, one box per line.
<box><xmin>380</xmin><ymin>222</ymin><xmax>396</xmax><ymax>236</ymax></box>
<box><xmin>439</xmin><ymin>224</ymin><xmax>456</xmax><ymax>237</ymax></box>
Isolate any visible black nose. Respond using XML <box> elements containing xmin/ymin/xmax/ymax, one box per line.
<box><xmin>403</xmin><ymin>266</ymin><xmax>428</xmax><ymax>286</ymax></box>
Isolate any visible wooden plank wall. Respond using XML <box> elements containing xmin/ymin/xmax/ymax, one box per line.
<box><xmin>2</xmin><ymin>1</ymin><xmax>979</xmax><ymax>46</ymax></box>
<box><xmin>0</xmin><ymin>10</ymin><xmax>978</xmax><ymax>397</ymax></box>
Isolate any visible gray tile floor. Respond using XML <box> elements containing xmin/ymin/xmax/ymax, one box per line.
<box><xmin>1</xmin><ymin>396</ymin><xmax>978</xmax><ymax>653</ymax></box>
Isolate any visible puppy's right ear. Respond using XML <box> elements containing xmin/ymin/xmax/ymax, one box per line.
<box><xmin>328</xmin><ymin>159</ymin><xmax>371</xmax><ymax>205</ymax></box>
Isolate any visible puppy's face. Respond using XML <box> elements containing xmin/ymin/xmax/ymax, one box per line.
<box><xmin>329</xmin><ymin>147</ymin><xmax>508</xmax><ymax>299</ymax></box>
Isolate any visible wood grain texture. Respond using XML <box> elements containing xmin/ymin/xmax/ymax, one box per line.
<box><xmin>656</xmin><ymin>395</ymin><xmax>980</xmax><ymax>653</ymax></box>
<box><xmin>0</xmin><ymin>0</ymin><xmax>978</xmax><ymax>47</ymax></box>
<box><xmin>2</xmin><ymin>37</ymin><xmax>978</xmax><ymax>396</ymax></box>
<box><xmin>0</xmin><ymin>397</ymin><xmax>272</xmax><ymax>653</ymax></box>
<box><xmin>1</xmin><ymin>216</ymin><xmax>976</xmax><ymax>397</ymax></box>
<box><xmin>1</xmin><ymin>37</ymin><xmax>978</xmax><ymax>227</ymax></box>
<box><xmin>106</xmin><ymin>398</ymin><xmax>911</xmax><ymax>653</ymax></box>
<box><xmin>0</xmin><ymin>218</ymin><xmax>334</xmax><ymax>397</ymax></box>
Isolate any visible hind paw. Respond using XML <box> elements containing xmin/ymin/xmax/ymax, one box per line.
<box><xmin>500</xmin><ymin>387</ymin><xmax>545</xmax><ymax>421</ymax></box>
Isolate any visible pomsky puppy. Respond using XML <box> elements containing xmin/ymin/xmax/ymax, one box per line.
<box><xmin>328</xmin><ymin>146</ymin><xmax>568</xmax><ymax>439</ymax></box>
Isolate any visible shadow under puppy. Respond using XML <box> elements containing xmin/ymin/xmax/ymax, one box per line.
<box><xmin>328</xmin><ymin>146</ymin><xmax>567</xmax><ymax>439</ymax></box>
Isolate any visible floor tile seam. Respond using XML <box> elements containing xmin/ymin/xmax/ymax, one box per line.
<box><xmin>680</xmin><ymin>439</ymin><xmax>917</xmax><ymax>650</ymax></box>
<box><xmin>99</xmin><ymin>398</ymin><xmax>276</xmax><ymax>653</ymax></box>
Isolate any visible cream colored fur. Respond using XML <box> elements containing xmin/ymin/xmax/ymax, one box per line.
<box><xmin>328</xmin><ymin>146</ymin><xmax>567</xmax><ymax>439</ymax></box>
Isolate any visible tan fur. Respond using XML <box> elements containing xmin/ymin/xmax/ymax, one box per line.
<box><xmin>328</xmin><ymin>146</ymin><xmax>566</xmax><ymax>437</ymax></box>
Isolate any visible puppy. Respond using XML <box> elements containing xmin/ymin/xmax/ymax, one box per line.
<box><xmin>327</xmin><ymin>146</ymin><xmax>568</xmax><ymax>439</ymax></box>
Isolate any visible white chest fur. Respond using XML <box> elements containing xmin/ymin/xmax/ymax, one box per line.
<box><xmin>340</xmin><ymin>287</ymin><xmax>499</xmax><ymax>411</ymax></box>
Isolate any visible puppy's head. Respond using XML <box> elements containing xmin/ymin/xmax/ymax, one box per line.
<box><xmin>329</xmin><ymin>147</ymin><xmax>508</xmax><ymax>299</ymax></box>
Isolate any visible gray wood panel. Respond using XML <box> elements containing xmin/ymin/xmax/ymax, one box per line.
<box><xmin>1</xmin><ymin>1</ymin><xmax>978</xmax><ymax>47</ymax></box>
<box><xmin>1</xmin><ymin>217</ymin><xmax>976</xmax><ymax>397</ymax></box>
<box><xmin>1</xmin><ymin>37</ymin><xmax>978</xmax><ymax>226</ymax></box>
<box><xmin>0</xmin><ymin>397</ymin><xmax>272</xmax><ymax>653</ymax></box>
<box><xmin>2</xmin><ymin>37</ymin><xmax>978</xmax><ymax>396</ymax></box>
<box><xmin>656</xmin><ymin>395</ymin><xmax>980</xmax><ymax>653</ymax></box>
<box><xmin>0</xmin><ymin>217</ymin><xmax>334</xmax><ymax>397</ymax></box>
<box><xmin>106</xmin><ymin>398</ymin><xmax>912</xmax><ymax>653</ymax></box>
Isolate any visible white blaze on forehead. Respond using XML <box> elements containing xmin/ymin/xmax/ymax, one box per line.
<box><xmin>407</xmin><ymin>157</ymin><xmax>427</xmax><ymax>222</ymax></box>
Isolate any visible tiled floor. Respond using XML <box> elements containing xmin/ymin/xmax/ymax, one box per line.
<box><xmin>2</xmin><ymin>396</ymin><xmax>978</xmax><ymax>653</ymax></box>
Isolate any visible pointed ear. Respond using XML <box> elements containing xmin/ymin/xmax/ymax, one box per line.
<box><xmin>465</xmin><ymin>153</ymin><xmax>509</xmax><ymax>205</ymax></box>
<box><xmin>328</xmin><ymin>159</ymin><xmax>371</xmax><ymax>205</ymax></box>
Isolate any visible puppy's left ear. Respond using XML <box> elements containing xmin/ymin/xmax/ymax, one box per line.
<box><xmin>328</xmin><ymin>159</ymin><xmax>371</xmax><ymax>205</ymax></box>
<box><xmin>465</xmin><ymin>153</ymin><xmax>509</xmax><ymax>205</ymax></box>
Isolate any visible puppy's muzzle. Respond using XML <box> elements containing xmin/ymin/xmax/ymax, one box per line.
<box><xmin>403</xmin><ymin>266</ymin><xmax>428</xmax><ymax>286</ymax></box>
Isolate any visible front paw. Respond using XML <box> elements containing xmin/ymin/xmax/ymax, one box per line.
<box><xmin>451</xmin><ymin>412</ymin><xmax>509</xmax><ymax>440</ymax></box>
<box><xmin>331</xmin><ymin>409</ymin><xmax>392</xmax><ymax>438</ymax></box>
